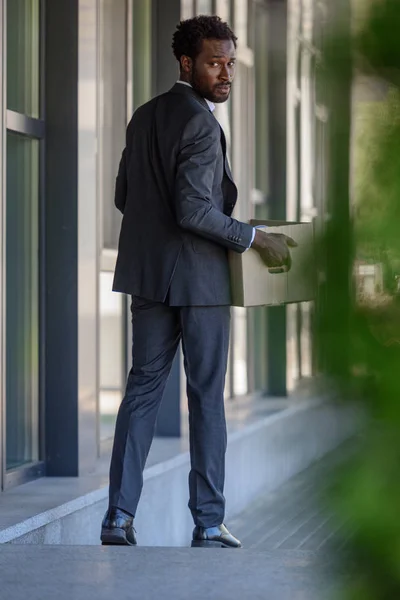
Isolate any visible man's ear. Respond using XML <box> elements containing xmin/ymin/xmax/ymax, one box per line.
<box><xmin>180</xmin><ymin>55</ymin><xmax>192</xmax><ymax>75</ymax></box>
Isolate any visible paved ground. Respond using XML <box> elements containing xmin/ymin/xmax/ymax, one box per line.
<box><xmin>0</xmin><ymin>450</ymin><xmax>350</xmax><ymax>600</ymax></box>
<box><xmin>229</xmin><ymin>447</ymin><xmax>349</xmax><ymax>553</ymax></box>
<box><xmin>0</xmin><ymin>546</ymin><xmax>338</xmax><ymax>600</ymax></box>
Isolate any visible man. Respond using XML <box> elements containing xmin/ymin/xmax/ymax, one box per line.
<box><xmin>101</xmin><ymin>15</ymin><xmax>295</xmax><ymax>549</ymax></box>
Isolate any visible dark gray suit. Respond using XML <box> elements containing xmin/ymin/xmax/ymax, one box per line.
<box><xmin>109</xmin><ymin>83</ymin><xmax>253</xmax><ymax>527</ymax></box>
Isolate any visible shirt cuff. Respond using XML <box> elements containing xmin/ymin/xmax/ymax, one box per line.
<box><xmin>245</xmin><ymin>226</ymin><xmax>265</xmax><ymax>251</ymax></box>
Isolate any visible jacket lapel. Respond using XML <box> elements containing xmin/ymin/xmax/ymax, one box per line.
<box><xmin>218</xmin><ymin>125</ymin><xmax>235</xmax><ymax>184</ymax></box>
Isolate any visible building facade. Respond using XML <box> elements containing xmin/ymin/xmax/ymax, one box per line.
<box><xmin>0</xmin><ymin>0</ymin><xmax>323</xmax><ymax>493</ymax></box>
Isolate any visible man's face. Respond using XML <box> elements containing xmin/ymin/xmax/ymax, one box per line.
<box><xmin>185</xmin><ymin>38</ymin><xmax>236</xmax><ymax>103</ymax></box>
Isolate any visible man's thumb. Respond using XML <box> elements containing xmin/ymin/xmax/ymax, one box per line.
<box><xmin>284</xmin><ymin>235</ymin><xmax>298</xmax><ymax>248</ymax></box>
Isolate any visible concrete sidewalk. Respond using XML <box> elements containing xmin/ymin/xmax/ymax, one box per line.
<box><xmin>0</xmin><ymin>451</ymin><xmax>349</xmax><ymax>600</ymax></box>
<box><xmin>0</xmin><ymin>546</ymin><xmax>336</xmax><ymax>600</ymax></box>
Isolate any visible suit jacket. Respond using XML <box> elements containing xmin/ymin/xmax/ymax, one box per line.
<box><xmin>112</xmin><ymin>82</ymin><xmax>254</xmax><ymax>306</ymax></box>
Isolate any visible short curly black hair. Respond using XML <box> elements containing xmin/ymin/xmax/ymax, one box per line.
<box><xmin>172</xmin><ymin>15</ymin><xmax>237</xmax><ymax>63</ymax></box>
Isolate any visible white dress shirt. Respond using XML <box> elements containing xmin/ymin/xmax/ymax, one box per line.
<box><xmin>176</xmin><ymin>79</ymin><xmax>215</xmax><ymax>112</ymax></box>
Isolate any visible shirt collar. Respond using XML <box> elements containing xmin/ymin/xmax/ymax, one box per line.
<box><xmin>176</xmin><ymin>80</ymin><xmax>215</xmax><ymax>112</ymax></box>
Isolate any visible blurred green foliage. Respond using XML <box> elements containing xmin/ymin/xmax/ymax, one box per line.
<box><xmin>320</xmin><ymin>1</ymin><xmax>400</xmax><ymax>598</ymax></box>
<box><xmin>354</xmin><ymin>91</ymin><xmax>400</xmax><ymax>280</ymax></box>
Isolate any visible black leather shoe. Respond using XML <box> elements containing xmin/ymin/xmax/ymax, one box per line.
<box><xmin>191</xmin><ymin>524</ymin><xmax>242</xmax><ymax>548</ymax></box>
<box><xmin>100</xmin><ymin>507</ymin><xmax>137</xmax><ymax>546</ymax></box>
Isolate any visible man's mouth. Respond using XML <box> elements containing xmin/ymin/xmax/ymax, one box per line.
<box><xmin>216</xmin><ymin>84</ymin><xmax>231</xmax><ymax>92</ymax></box>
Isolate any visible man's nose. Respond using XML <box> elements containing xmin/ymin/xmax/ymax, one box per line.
<box><xmin>219</xmin><ymin>65</ymin><xmax>231</xmax><ymax>81</ymax></box>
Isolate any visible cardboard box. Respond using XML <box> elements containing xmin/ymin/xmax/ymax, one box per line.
<box><xmin>229</xmin><ymin>220</ymin><xmax>315</xmax><ymax>307</ymax></box>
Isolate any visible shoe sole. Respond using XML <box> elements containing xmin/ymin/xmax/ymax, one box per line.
<box><xmin>191</xmin><ymin>540</ymin><xmax>241</xmax><ymax>549</ymax></box>
<box><xmin>100</xmin><ymin>527</ymin><xmax>137</xmax><ymax>546</ymax></box>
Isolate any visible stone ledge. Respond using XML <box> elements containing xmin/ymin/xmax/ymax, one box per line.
<box><xmin>1</xmin><ymin>396</ymin><xmax>360</xmax><ymax>545</ymax></box>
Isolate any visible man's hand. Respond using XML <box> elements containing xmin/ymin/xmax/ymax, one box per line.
<box><xmin>251</xmin><ymin>230</ymin><xmax>298</xmax><ymax>272</ymax></box>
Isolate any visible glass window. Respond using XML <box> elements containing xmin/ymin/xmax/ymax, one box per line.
<box><xmin>196</xmin><ymin>0</ymin><xmax>212</xmax><ymax>14</ymax></box>
<box><xmin>253</xmin><ymin>3</ymin><xmax>269</xmax><ymax>203</ymax></box>
<box><xmin>100</xmin><ymin>0</ymin><xmax>152</xmax><ymax>251</ymax></box>
<box><xmin>7</xmin><ymin>0</ymin><xmax>40</xmax><ymax>118</ymax></box>
<box><xmin>6</xmin><ymin>132</ymin><xmax>40</xmax><ymax>470</ymax></box>
<box><xmin>98</xmin><ymin>0</ymin><xmax>129</xmax><ymax>442</ymax></box>
<box><xmin>215</xmin><ymin>0</ymin><xmax>230</xmax><ymax>22</ymax></box>
<box><xmin>286</xmin><ymin>304</ymin><xmax>299</xmax><ymax>392</ymax></box>
<box><xmin>99</xmin><ymin>0</ymin><xmax>127</xmax><ymax>250</ymax></box>
<box><xmin>232</xmin><ymin>307</ymin><xmax>248</xmax><ymax>396</ymax></box>
<box><xmin>234</xmin><ymin>0</ymin><xmax>248</xmax><ymax>47</ymax></box>
<box><xmin>99</xmin><ymin>272</ymin><xmax>124</xmax><ymax>441</ymax></box>
<box><xmin>132</xmin><ymin>0</ymin><xmax>152</xmax><ymax>111</ymax></box>
<box><xmin>181</xmin><ymin>0</ymin><xmax>194</xmax><ymax>19</ymax></box>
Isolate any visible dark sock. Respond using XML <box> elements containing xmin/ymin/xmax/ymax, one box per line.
<box><xmin>115</xmin><ymin>506</ymin><xmax>134</xmax><ymax>518</ymax></box>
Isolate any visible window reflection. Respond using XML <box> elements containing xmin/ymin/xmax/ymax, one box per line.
<box><xmin>7</xmin><ymin>0</ymin><xmax>40</xmax><ymax>117</ymax></box>
<box><xmin>6</xmin><ymin>132</ymin><xmax>40</xmax><ymax>469</ymax></box>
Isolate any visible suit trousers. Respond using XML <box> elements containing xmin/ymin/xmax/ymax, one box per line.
<box><xmin>108</xmin><ymin>297</ymin><xmax>231</xmax><ymax>528</ymax></box>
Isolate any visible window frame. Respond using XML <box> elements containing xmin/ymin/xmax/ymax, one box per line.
<box><xmin>1</xmin><ymin>0</ymin><xmax>46</xmax><ymax>491</ymax></box>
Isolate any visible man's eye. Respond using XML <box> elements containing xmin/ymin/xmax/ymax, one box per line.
<box><xmin>228</xmin><ymin>62</ymin><xmax>236</xmax><ymax>67</ymax></box>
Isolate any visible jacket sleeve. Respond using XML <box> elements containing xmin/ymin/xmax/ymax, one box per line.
<box><xmin>114</xmin><ymin>147</ymin><xmax>127</xmax><ymax>214</ymax></box>
<box><xmin>175</xmin><ymin>112</ymin><xmax>254</xmax><ymax>253</ymax></box>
